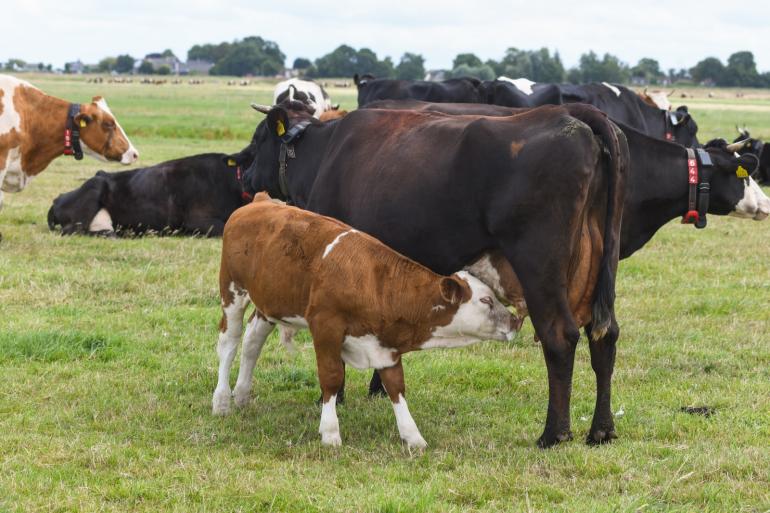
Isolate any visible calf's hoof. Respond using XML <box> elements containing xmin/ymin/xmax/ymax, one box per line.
<box><xmin>536</xmin><ymin>429</ymin><xmax>573</xmax><ymax>449</ymax></box>
<box><xmin>321</xmin><ymin>432</ymin><xmax>342</xmax><ymax>447</ymax></box>
<box><xmin>212</xmin><ymin>391</ymin><xmax>232</xmax><ymax>416</ymax></box>
<box><xmin>233</xmin><ymin>386</ymin><xmax>251</xmax><ymax>408</ymax></box>
<box><xmin>403</xmin><ymin>435</ymin><xmax>428</xmax><ymax>451</ymax></box>
<box><xmin>587</xmin><ymin>428</ymin><xmax>618</xmax><ymax>445</ymax></box>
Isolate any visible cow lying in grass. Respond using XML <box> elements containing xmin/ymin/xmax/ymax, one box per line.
<box><xmin>47</xmin><ymin>153</ymin><xmax>251</xmax><ymax>236</ymax></box>
<box><xmin>213</xmin><ymin>193</ymin><xmax>517</xmax><ymax>448</ymax></box>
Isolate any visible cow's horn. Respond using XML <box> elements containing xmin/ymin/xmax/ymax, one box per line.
<box><xmin>726</xmin><ymin>139</ymin><xmax>750</xmax><ymax>152</ymax></box>
<box><xmin>250</xmin><ymin>103</ymin><xmax>272</xmax><ymax>114</ymax></box>
<box><xmin>667</xmin><ymin>89</ymin><xmax>675</xmax><ymax>97</ymax></box>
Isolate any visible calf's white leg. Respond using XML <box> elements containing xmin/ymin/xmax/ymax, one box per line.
<box><xmin>233</xmin><ymin>315</ymin><xmax>275</xmax><ymax>407</ymax></box>
<box><xmin>212</xmin><ymin>289</ymin><xmax>249</xmax><ymax>415</ymax></box>
<box><xmin>319</xmin><ymin>394</ymin><xmax>342</xmax><ymax>446</ymax></box>
<box><xmin>379</xmin><ymin>361</ymin><xmax>427</xmax><ymax>449</ymax></box>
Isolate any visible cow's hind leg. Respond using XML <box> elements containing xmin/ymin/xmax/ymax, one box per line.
<box><xmin>379</xmin><ymin>359</ymin><xmax>427</xmax><ymax>450</ymax></box>
<box><xmin>368</xmin><ymin>370</ymin><xmax>387</xmax><ymax>397</ymax></box>
<box><xmin>500</xmin><ymin>243</ymin><xmax>579</xmax><ymax>448</ymax></box>
<box><xmin>212</xmin><ymin>287</ymin><xmax>249</xmax><ymax>415</ymax></box>
<box><xmin>586</xmin><ymin>316</ymin><xmax>619</xmax><ymax>444</ymax></box>
<box><xmin>233</xmin><ymin>313</ymin><xmax>276</xmax><ymax>408</ymax></box>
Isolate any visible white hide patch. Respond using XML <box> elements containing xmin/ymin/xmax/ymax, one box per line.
<box><xmin>463</xmin><ymin>253</ymin><xmax>505</xmax><ymax>300</ymax></box>
<box><xmin>94</xmin><ymin>97</ymin><xmax>138</xmax><ymax>164</ymax></box>
<box><xmin>273</xmin><ymin>78</ymin><xmax>332</xmax><ymax>118</ymax></box>
<box><xmin>0</xmin><ymin>147</ymin><xmax>26</xmax><ymax>192</ymax></box>
<box><xmin>322</xmin><ymin>229</ymin><xmax>357</xmax><ymax>259</ymax></box>
<box><xmin>497</xmin><ymin>76</ymin><xmax>535</xmax><ymax>95</ymax></box>
<box><xmin>0</xmin><ymin>77</ymin><xmax>22</xmax><ymax>138</ymax></box>
<box><xmin>602</xmin><ymin>82</ymin><xmax>621</xmax><ymax>97</ymax></box>
<box><xmin>341</xmin><ymin>335</ymin><xmax>398</xmax><ymax>369</ymax></box>
<box><xmin>319</xmin><ymin>394</ymin><xmax>342</xmax><ymax>446</ymax></box>
<box><xmin>730</xmin><ymin>178</ymin><xmax>770</xmax><ymax>220</ymax></box>
<box><xmin>391</xmin><ymin>394</ymin><xmax>427</xmax><ymax>449</ymax></box>
<box><xmin>88</xmin><ymin>208</ymin><xmax>114</xmax><ymax>232</ymax></box>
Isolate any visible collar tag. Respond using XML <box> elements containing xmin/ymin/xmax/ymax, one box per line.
<box><xmin>687</xmin><ymin>158</ymin><xmax>698</xmax><ymax>184</ymax></box>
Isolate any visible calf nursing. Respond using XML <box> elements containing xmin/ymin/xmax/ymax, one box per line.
<box><xmin>213</xmin><ymin>193</ymin><xmax>517</xmax><ymax>448</ymax></box>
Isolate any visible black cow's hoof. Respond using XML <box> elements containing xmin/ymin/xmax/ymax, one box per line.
<box><xmin>586</xmin><ymin>428</ymin><xmax>617</xmax><ymax>445</ymax></box>
<box><xmin>536</xmin><ymin>430</ymin><xmax>573</xmax><ymax>448</ymax></box>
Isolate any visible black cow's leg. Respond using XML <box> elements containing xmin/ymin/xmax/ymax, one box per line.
<box><xmin>368</xmin><ymin>370</ymin><xmax>387</xmax><ymax>397</ymax></box>
<box><xmin>499</xmin><ymin>242</ymin><xmax>579</xmax><ymax>448</ymax></box>
<box><xmin>586</xmin><ymin>316</ymin><xmax>619</xmax><ymax>444</ymax></box>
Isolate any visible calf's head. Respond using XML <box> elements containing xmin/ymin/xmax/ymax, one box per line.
<box><xmin>76</xmin><ymin>96</ymin><xmax>139</xmax><ymax>165</ymax></box>
<box><xmin>432</xmin><ymin>271</ymin><xmax>518</xmax><ymax>342</ymax></box>
<box><xmin>702</xmin><ymin>139</ymin><xmax>770</xmax><ymax>221</ymax></box>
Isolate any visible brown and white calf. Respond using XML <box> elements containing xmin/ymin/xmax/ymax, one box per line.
<box><xmin>0</xmin><ymin>74</ymin><xmax>138</xmax><ymax>213</ymax></box>
<box><xmin>213</xmin><ymin>193</ymin><xmax>517</xmax><ymax>448</ymax></box>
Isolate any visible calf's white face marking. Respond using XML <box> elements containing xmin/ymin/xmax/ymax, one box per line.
<box><xmin>341</xmin><ymin>335</ymin><xmax>398</xmax><ymax>369</ymax></box>
<box><xmin>322</xmin><ymin>229</ymin><xmax>357</xmax><ymax>259</ymax></box>
<box><xmin>89</xmin><ymin>208</ymin><xmax>114</xmax><ymax>232</ymax></box>
<box><xmin>427</xmin><ymin>271</ymin><xmax>515</xmax><ymax>347</ymax></box>
<box><xmin>497</xmin><ymin>76</ymin><xmax>535</xmax><ymax>95</ymax></box>
<box><xmin>602</xmin><ymin>82</ymin><xmax>621</xmax><ymax>97</ymax></box>
<box><xmin>730</xmin><ymin>177</ymin><xmax>770</xmax><ymax>221</ymax></box>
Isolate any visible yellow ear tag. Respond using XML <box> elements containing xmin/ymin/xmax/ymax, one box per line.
<box><xmin>227</xmin><ymin>158</ymin><xmax>236</xmax><ymax>166</ymax></box>
<box><xmin>736</xmin><ymin>166</ymin><xmax>749</xmax><ymax>178</ymax></box>
<box><xmin>276</xmin><ymin>119</ymin><xmax>286</xmax><ymax>137</ymax></box>
<box><xmin>79</xmin><ymin>119</ymin><xmax>87</xmax><ymax>128</ymax></box>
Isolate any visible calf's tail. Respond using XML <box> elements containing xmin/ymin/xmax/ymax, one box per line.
<box><xmin>565</xmin><ymin>104</ymin><xmax>628</xmax><ymax>341</ymax></box>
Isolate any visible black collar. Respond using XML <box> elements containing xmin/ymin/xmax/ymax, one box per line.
<box><xmin>63</xmin><ymin>104</ymin><xmax>84</xmax><ymax>160</ymax></box>
<box><xmin>681</xmin><ymin>147</ymin><xmax>712</xmax><ymax>229</ymax></box>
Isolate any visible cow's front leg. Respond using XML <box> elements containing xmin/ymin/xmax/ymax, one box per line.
<box><xmin>586</xmin><ymin>317</ymin><xmax>619</xmax><ymax>444</ymax></box>
<box><xmin>310</xmin><ymin>318</ymin><xmax>346</xmax><ymax>446</ymax></box>
<box><xmin>379</xmin><ymin>358</ymin><xmax>427</xmax><ymax>450</ymax></box>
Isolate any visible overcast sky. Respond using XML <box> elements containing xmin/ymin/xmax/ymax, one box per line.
<box><xmin>3</xmin><ymin>0</ymin><xmax>769</xmax><ymax>73</ymax></box>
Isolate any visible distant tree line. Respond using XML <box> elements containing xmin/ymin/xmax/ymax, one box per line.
<box><xmin>11</xmin><ymin>34</ymin><xmax>770</xmax><ymax>87</ymax></box>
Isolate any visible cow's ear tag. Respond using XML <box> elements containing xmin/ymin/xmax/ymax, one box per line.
<box><xmin>227</xmin><ymin>158</ymin><xmax>236</xmax><ymax>166</ymax></box>
<box><xmin>736</xmin><ymin>165</ymin><xmax>749</xmax><ymax>178</ymax></box>
<box><xmin>79</xmin><ymin>119</ymin><xmax>88</xmax><ymax>128</ymax></box>
<box><xmin>276</xmin><ymin>120</ymin><xmax>286</xmax><ymax>136</ymax></box>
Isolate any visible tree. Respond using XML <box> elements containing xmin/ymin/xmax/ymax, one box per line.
<box><xmin>157</xmin><ymin>65</ymin><xmax>171</xmax><ymax>76</ymax></box>
<box><xmin>209</xmin><ymin>36</ymin><xmax>285</xmax><ymax>76</ymax></box>
<box><xmin>161</xmin><ymin>49</ymin><xmax>176</xmax><ymax>58</ymax></box>
<box><xmin>448</xmin><ymin>63</ymin><xmax>495</xmax><ymax>80</ymax></box>
<box><xmin>690</xmin><ymin>57</ymin><xmax>724</xmax><ymax>85</ymax></box>
<box><xmin>395</xmin><ymin>53</ymin><xmax>425</xmax><ymax>80</ymax></box>
<box><xmin>499</xmin><ymin>47</ymin><xmax>532</xmax><ymax>78</ymax></box>
<box><xmin>725</xmin><ymin>51</ymin><xmax>760</xmax><ymax>87</ymax></box>
<box><xmin>188</xmin><ymin>42</ymin><xmax>231</xmax><ymax>63</ymax></box>
<box><xmin>631</xmin><ymin>57</ymin><xmax>663</xmax><ymax>84</ymax></box>
<box><xmin>115</xmin><ymin>54</ymin><xmax>135</xmax><ymax>74</ymax></box>
<box><xmin>570</xmin><ymin>51</ymin><xmax>629</xmax><ymax>83</ymax></box>
<box><xmin>4</xmin><ymin>59</ymin><xmax>26</xmax><ymax>71</ymax></box>
<box><xmin>453</xmin><ymin>53</ymin><xmax>483</xmax><ymax>69</ymax></box>
<box><xmin>138</xmin><ymin>60</ymin><xmax>155</xmax><ymax>74</ymax></box>
<box><xmin>311</xmin><ymin>45</ymin><xmax>394</xmax><ymax>78</ymax></box>
<box><xmin>529</xmin><ymin>48</ymin><xmax>565</xmax><ymax>82</ymax></box>
<box><xmin>293</xmin><ymin>57</ymin><xmax>312</xmax><ymax>70</ymax></box>
<box><xmin>98</xmin><ymin>57</ymin><xmax>117</xmax><ymax>72</ymax></box>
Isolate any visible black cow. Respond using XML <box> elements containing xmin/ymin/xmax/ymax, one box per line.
<box><xmin>47</xmin><ymin>153</ymin><xmax>252</xmax><ymax>237</ymax></box>
<box><xmin>354</xmin><ymin>74</ymin><xmax>482</xmax><ymax>106</ymax></box>
<box><xmin>732</xmin><ymin>128</ymin><xmax>770</xmax><ymax>185</ymax></box>
<box><xmin>243</xmin><ymin>100</ymin><xmax>629</xmax><ymax>447</ymax></box>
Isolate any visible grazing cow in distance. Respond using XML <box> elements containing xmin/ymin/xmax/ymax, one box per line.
<box><xmin>47</xmin><ymin>153</ymin><xmax>251</xmax><ymax>237</ymax></box>
<box><xmin>354</xmin><ymin>74</ymin><xmax>483</xmax><ymax>106</ymax></box>
<box><xmin>0</xmin><ymin>74</ymin><xmax>138</xmax><ymax>221</ymax></box>
<box><xmin>242</xmin><ymin>100</ymin><xmax>628</xmax><ymax>447</ymax></box>
<box><xmin>273</xmin><ymin>78</ymin><xmax>336</xmax><ymax>118</ymax></box>
<box><xmin>213</xmin><ymin>193</ymin><xmax>517</xmax><ymax>448</ymax></box>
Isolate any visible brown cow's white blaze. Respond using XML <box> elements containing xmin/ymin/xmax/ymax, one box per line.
<box><xmin>0</xmin><ymin>74</ymin><xmax>138</xmax><ymax>213</ymax></box>
<box><xmin>212</xmin><ymin>193</ymin><xmax>517</xmax><ymax>448</ymax></box>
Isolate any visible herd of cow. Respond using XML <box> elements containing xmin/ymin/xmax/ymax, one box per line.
<box><xmin>1</xmin><ymin>73</ymin><xmax>769</xmax><ymax>450</ymax></box>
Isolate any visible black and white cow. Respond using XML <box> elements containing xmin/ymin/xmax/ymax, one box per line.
<box><xmin>354</xmin><ymin>74</ymin><xmax>483</xmax><ymax>106</ymax></box>
<box><xmin>273</xmin><ymin>79</ymin><xmax>335</xmax><ymax>119</ymax></box>
<box><xmin>732</xmin><ymin>127</ymin><xmax>770</xmax><ymax>185</ymax></box>
<box><xmin>47</xmin><ymin>153</ymin><xmax>251</xmax><ymax>236</ymax></box>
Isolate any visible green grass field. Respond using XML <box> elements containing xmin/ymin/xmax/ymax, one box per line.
<box><xmin>0</xmin><ymin>75</ymin><xmax>768</xmax><ymax>513</ymax></box>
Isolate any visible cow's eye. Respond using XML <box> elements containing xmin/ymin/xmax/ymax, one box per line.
<box><xmin>480</xmin><ymin>296</ymin><xmax>494</xmax><ymax>308</ymax></box>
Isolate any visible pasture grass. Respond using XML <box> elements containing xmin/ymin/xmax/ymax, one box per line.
<box><xmin>0</xmin><ymin>75</ymin><xmax>768</xmax><ymax>512</ymax></box>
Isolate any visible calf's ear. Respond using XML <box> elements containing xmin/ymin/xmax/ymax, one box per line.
<box><xmin>439</xmin><ymin>276</ymin><xmax>467</xmax><ymax>305</ymax></box>
<box><xmin>733</xmin><ymin>153</ymin><xmax>760</xmax><ymax>176</ymax></box>
<box><xmin>266</xmin><ymin>107</ymin><xmax>289</xmax><ymax>138</ymax></box>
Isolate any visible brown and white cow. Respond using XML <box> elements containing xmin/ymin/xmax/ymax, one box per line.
<box><xmin>213</xmin><ymin>193</ymin><xmax>517</xmax><ymax>449</ymax></box>
<box><xmin>0</xmin><ymin>74</ymin><xmax>138</xmax><ymax>214</ymax></box>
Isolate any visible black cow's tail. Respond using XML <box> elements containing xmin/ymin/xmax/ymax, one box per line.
<box><xmin>565</xmin><ymin>104</ymin><xmax>628</xmax><ymax>341</ymax></box>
